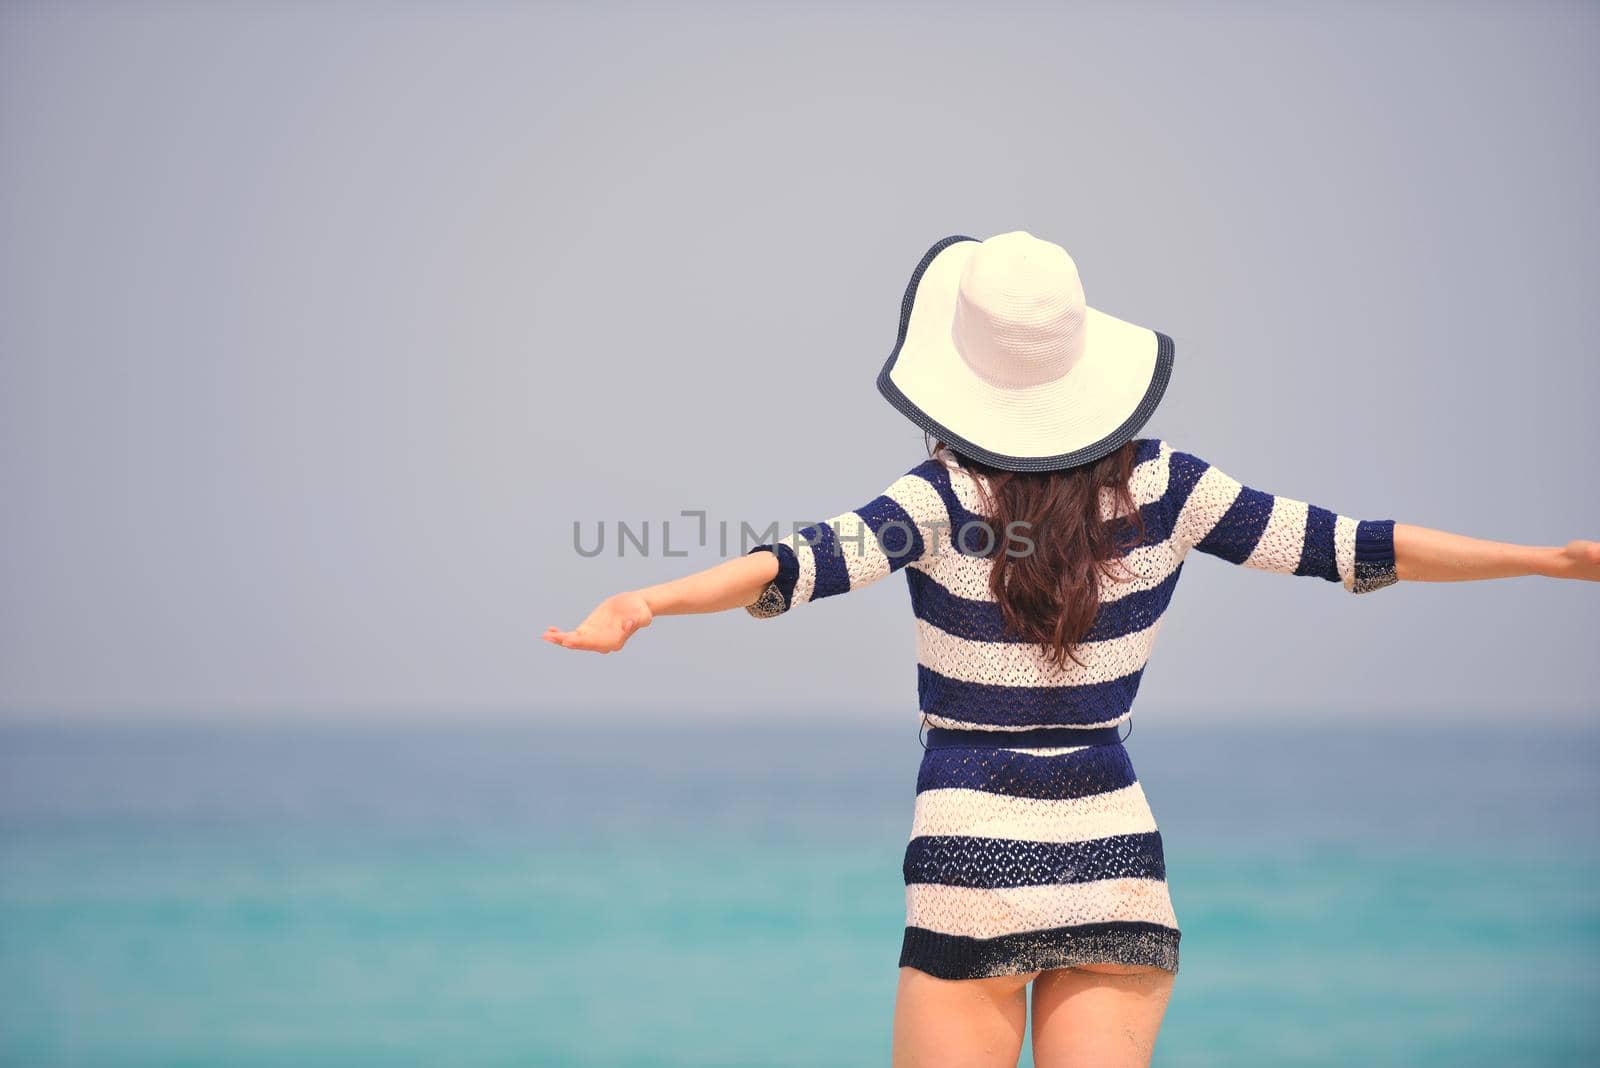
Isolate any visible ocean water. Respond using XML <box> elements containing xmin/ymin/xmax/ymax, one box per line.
<box><xmin>0</xmin><ymin>719</ymin><xmax>1596</xmax><ymax>1067</ymax></box>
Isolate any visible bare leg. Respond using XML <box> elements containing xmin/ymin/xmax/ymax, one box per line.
<box><xmin>891</xmin><ymin>966</ymin><xmax>1041</xmax><ymax>1068</ymax></box>
<box><xmin>1029</xmin><ymin>962</ymin><xmax>1175</xmax><ymax>1068</ymax></box>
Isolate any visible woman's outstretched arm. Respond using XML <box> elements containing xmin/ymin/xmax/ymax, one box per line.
<box><xmin>1161</xmin><ymin>440</ymin><xmax>1598</xmax><ymax>593</ymax></box>
<box><xmin>543</xmin><ymin>551</ymin><xmax>780</xmax><ymax>654</ymax></box>
<box><xmin>1394</xmin><ymin>525</ymin><xmax>1600</xmax><ymax>583</ymax></box>
<box><xmin>545</xmin><ymin>458</ymin><xmax>959</xmax><ymax>654</ymax></box>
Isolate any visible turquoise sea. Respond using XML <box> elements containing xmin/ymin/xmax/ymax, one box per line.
<box><xmin>1</xmin><ymin>720</ymin><xmax>1596</xmax><ymax>1067</ymax></box>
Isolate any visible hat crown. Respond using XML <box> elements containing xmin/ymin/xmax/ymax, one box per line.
<box><xmin>951</xmin><ymin>231</ymin><xmax>1087</xmax><ymax>389</ymax></box>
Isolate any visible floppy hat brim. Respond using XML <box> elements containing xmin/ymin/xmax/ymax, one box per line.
<box><xmin>876</xmin><ymin>235</ymin><xmax>1174</xmax><ymax>472</ymax></box>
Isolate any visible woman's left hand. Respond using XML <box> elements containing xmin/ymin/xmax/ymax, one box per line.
<box><xmin>544</xmin><ymin>591</ymin><xmax>654</xmax><ymax>653</ymax></box>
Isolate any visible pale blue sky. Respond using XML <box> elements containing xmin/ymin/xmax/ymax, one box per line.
<box><xmin>2</xmin><ymin>1</ymin><xmax>1595</xmax><ymax>723</ymax></box>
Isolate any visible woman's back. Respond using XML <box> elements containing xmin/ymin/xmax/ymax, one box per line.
<box><xmin>745</xmin><ymin>436</ymin><xmax>1400</xmax><ymax>732</ymax></box>
<box><xmin>738</xmin><ymin>433</ymin><xmax>1401</xmax><ymax>982</ymax></box>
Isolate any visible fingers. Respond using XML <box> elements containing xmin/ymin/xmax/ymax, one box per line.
<box><xmin>542</xmin><ymin>625</ymin><xmax>623</xmax><ymax>653</ymax></box>
<box><xmin>543</xmin><ymin>626</ymin><xmax>585</xmax><ymax>649</ymax></box>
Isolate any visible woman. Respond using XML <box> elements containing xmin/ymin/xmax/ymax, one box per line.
<box><xmin>544</xmin><ymin>232</ymin><xmax>1598</xmax><ymax>1067</ymax></box>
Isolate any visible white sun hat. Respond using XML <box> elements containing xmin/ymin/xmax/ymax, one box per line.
<box><xmin>876</xmin><ymin>231</ymin><xmax>1174</xmax><ymax>472</ymax></box>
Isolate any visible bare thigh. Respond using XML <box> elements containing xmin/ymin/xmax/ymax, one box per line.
<box><xmin>892</xmin><ymin>965</ymin><xmax>1041</xmax><ymax>1068</ymax></box>
<box><xmin>1029</xmin><ymin>962</ymin><xmax>1175</xmax><ymax>1068</ymax></box>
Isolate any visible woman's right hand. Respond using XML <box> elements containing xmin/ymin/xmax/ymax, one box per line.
<box><xmin>543</xmin><ymin>591</ymin><xmax>654</xmax><ymax>654</ymax></box>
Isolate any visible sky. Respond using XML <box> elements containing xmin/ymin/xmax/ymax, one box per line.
<box><xmin>1</xmin><ymin>0</ymin><xmax>1596</xmax><ymax>724</ymax></box>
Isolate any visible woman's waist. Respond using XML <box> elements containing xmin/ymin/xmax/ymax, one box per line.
<box><xmin>920</xmin><ymin>723</ymin><xmax>1127</xmax><ymax>750</ymax></box>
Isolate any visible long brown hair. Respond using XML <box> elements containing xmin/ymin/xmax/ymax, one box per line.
<box><xmin>930</xmin><ymin>435</ymin><xmax>1148</xmax><ymax>670</ymax></box>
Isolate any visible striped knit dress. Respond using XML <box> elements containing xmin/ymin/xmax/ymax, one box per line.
<box><xmin>746</xmin><ymin>436</ymin><xmax>1399</xmax><ymax>980</ymax></box>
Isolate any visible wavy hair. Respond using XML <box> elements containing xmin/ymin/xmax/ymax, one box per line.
<box><xmin>929</xmin><ymin>436</ymin><xmax>1148</xmax><ymax>670</ymax></box>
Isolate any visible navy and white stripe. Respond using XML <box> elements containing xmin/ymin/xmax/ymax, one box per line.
<box><xmin>899</xmin><ymin>740</ymin><xmax>1180</xmax><ymax>976</ymax></box>
<box><xmin>748</xmin><ymin>437</ymin><xmax>1399</xmax><ymax>731</ymax></box>
<box><xmin>745</xmin><ymin>437</ymin><xmax>1399</xmax><ymax>979</ymax></box>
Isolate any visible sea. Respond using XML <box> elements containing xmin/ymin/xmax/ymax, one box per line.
<box><xmin>1</xmin><ymin>719</ymin><xmax>1596</xmax><ymax>1067</ymax></box>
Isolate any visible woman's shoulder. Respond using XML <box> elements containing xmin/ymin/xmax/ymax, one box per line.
<box><xmin>898</xmin><ymin>452</ymin><xmax>990</xmax><ymax>518</ymax></box>
<box><xmin>1132</xmin><ymin>436</ymin><xmax>1174</xmax><ymax>461</ymax></box>
<box><xmin>868</xmin><ymin>454</ymin><xmax>967</xmax><ymax>512</ymax></box>
<box><xmin>1127</xmin><ymin>438</ymin><xmax>1178</xmax><ymax>507</ymax></box>
<box><xmin>890</xmin><ymin>452</ymin><xmax>962</xmax><ymax>487</ymax></box>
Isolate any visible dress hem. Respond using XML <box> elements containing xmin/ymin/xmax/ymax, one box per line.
<box><xmin>898</xmin><ymin>921</ymin><xmax>1180</xmax><ymax>980</ymax></box>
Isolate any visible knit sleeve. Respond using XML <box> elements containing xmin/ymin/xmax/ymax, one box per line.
<box><xmin>744</xmin><ymin>459</ymin><xmax>957</xmax><ymax>618</ymax></box>
<box><xmin>1160</xmin><ymin>440</ymin><xmax>1399</xmax><ymax>594</ymax></box>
